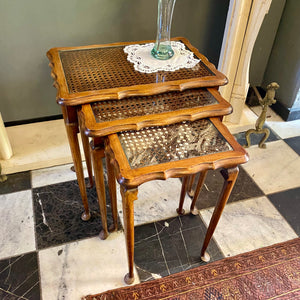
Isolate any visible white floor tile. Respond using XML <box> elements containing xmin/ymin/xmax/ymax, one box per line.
<box><xmin>200</xmin><ymin>196</ymin><xmax>297</xmax><ymax>257</ymax></box>
<box><xmin>267</xmin><ymin>119</ymin><xmax>300</xmax><ymax>139</ymax></box>
<box><xmin>0</xmin><ymin>190</ymin><xmax>36</xmax><ymax>260</ymax></box>
<box><xmin>31</xmin><ymin>163</ymin><xmax>89</xmax><ymax>188</ymax></box>
<box><xmin>39</xmin><ymin>232</ymin><xmax>139</xmax><ymax>300</ymax></box>
<box><xmin>242</xmin><ymin>140</ymin><xmax>300</xmax><ymax>194</ymax></box>
<box><xmin>116</xmin><ymin>178</ymin><xmax>192</xmax><ymax>226</ymax></box>
<box><xmin>0</xmin><ymin>119</ymin><xmax>85</xmax><ymax>175</ymax></box>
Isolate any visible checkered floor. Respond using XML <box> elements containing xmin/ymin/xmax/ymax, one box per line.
<box><xmin>0</xmin><ymin>125</ymin><xmax>299</xmax><ymax>299</ymax></box>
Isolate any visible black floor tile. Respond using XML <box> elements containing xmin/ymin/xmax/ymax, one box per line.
<box><xmin>135</xmin><ymin>214</ymin><xmax>224</xmax><ymax>282</ymax></box>
<box><xmin>234</xmin><ymin>125</ymin><xmax>280</xmax><ymax>147</ymax></box>
<box><xmin>195</xmin><ymin>166</ymin><xmax>264</xmax><ymax>210</ymax></box>
<box><xmin>134</xmin><ymin>223</ymin><xmax>168</xmax><ymax>281</ymax></box>
<box><xmin>268</xmin><ymin>187</ymin><xmax>300</xmax><ymax>236</ymax></box>
<box><xmin>0</xmin><ymin>171</ymin><xmax>31</xmax><ymax>195</ymax></box>
<box><xmin>33</xmin><ymin>179</ymin><xmax>115</xmax><ymax>249</ymax></box>
<box><xmin>0</xmin><ymin>252</ymin><xmax>40</xmax><ymax>300</ymax></box>
<box><xmin>156</xmin><ymin>218</ymin><xmax>190</xmax><ymax>274</ymax></box>
<box><xmin>170</xmin><ymin>215</ymin><xmax>223</xmax><ymax>267</ymax></box>
<box><xmin>284</xmin><ymin>136</ymin><xmax>300</xmax><ymax>155</ymax></box>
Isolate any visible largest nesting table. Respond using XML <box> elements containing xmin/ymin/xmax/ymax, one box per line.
<box><xmin>47</xmin><ymin>37</ymin><xmax>228</xmax><ymax>221</ymax></box>
<box><xmin>78</xmin><ymin>87</ymin><xmax>233</xmax><ymax>236</ymax></box>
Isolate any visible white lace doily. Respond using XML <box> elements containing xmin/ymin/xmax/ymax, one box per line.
<box><xmin>124</xmin><ymin>41</ymin><xmax>200</xmax><ymax>73</ymax></box>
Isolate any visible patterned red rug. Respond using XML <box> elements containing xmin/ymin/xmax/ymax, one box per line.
<box><xmin>83</xmin><ymin>238</ymin><xmax>300</xmax><ymax>300</ymax></box>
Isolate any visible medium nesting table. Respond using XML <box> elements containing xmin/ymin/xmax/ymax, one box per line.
<box><xmin>47</xmin><ymin>37</ymin><xmax>228</xmax><ymax>221</ymax></box>
<box><xmin>79</xmin><ymin>87</ymin><xmax>232</xmax><ymax>240</ymax></box>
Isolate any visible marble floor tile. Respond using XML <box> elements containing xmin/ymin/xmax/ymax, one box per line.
<box><xmin>284</xmin><ymin>136</ymin><xmax>300</xmax><ymax>156</ymax></box>
<box><xmin>33</xmin><ymin>180</ymin><xmax>113</xmax><ymax>249</ymax></box>
<box><xmin>268</xmin><ymin>187</ymin><xmax>300</xmax><ymax>236</ymax></box>
<box><xmin>39</xmin><ymin>233</ymin><xmax>139</xmax><ymax>300</ymax></box>
<box><xmin>134</xmin><ymin>214</ymin><xmax>224</xmax><ymax>282</ymax></box>
<box><xmin>31</xmin><ymin>163</ymin><xmax>89</xmax><ymax>188</ymax></box>
<box><xmin>200</xmin><ymin>196</ymin><xmax>298</xmax><ymax>257</ymax></box>
<box><xmin>116</xmin><ymin>179</ymin><xmax>191</xmax><ymax>226</ymax></box>
<box><xmin>157</xmin><ymin>215</ymin><xmax>223</xmax><ymax>271</ymax></box>
<box><xmin>266</xmin><ymin>119</ymin><xmax>300</xmax><ymax>139</ymax></box>
<box><xmin>194</xmin><ymin>167</ymin><xmax>264</xmax><ymax>210</ymax></box>
<box><xmin>0</xmin><ymin>190</ymin><xmax>36</xmax><ymax>260</ymax></box>
<box><xmin>0</xmin><ymin>171</ymin><xmax>31</xmax><ymax>195</ymax></box>
<box><xmin>134</xmin><ymin>223</ymin><xmax>168</xmax><ymax>281</ymax></box>
<box><xmin>1</xmin><ymin>119</ymin><xmax>84</xmax><ymax>175</ymax></box>
<box><xmin>242</xmin><ymin>140</ymin><xmax>300</xmax><ymax>194</ymax></box>
<box><xmin>0</xmin><ymin>252</ymin><xmax>40</xmax><ymax>300</ymax></box>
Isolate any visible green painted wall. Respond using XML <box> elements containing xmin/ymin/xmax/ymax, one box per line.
<box><xmin>250</xmin><ymin>0</ymin><xmax>286</xmax><ymax>86</ymax></box>
<box><xmin>262</xmin><ymin>0</ymin><xmax>300</xmax><ymax>111</ymax></box>
<box><xmin>0</xmin><ymin>0</ymin><xmax>229</xmax><ymax>123</ymax></box>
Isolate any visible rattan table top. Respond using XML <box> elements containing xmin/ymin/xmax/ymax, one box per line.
<box><xmin>106</xmin><ymin>117</ymin><xmax>248</xmax><ymax>187</ymax></box>
<box><xmin>119</xmin><ymin>119</ymin><xmax>233</xmax><ymax>169</ymax></box>
<box><xmin>80</xmin><ymin>87</ymin><xmax>232</xmax><ymax>137</ymax></box>
<box><xmin>47</xmin><ymin>37</ymin><xmax>228</xmax><ymax>106</ymax></box>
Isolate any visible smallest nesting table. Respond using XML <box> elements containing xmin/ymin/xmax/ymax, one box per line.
<box><xmin>95</xmin><ymin>117</ymin><xmax>248</xmax><ymax>284</ymax></box>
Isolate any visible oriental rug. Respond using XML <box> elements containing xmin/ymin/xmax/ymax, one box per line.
<box><xmin>83</xmin><ymin>238</ymin><xmax>300</xmax><ymax>300</ymax></box>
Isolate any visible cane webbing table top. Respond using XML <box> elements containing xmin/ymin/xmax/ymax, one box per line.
<box><xmin>47</xmin><ymin>37</ymin><xmax>228</xmax><ymax>106</ymax></box>
<box><xmin>59</xmin><ymin>46</ymin><xmax>213</xmax><ymax>94</ymax></box>
<box><xmin>92</xmin><ymin>88</ymin><xmax>217</xmax><ymax>122</ymax></box>
<box><xmin>119</xmin><ymin>119</ymin><xmax>232</xmax><ymax>169</ymax></box>
<box><xmin>80</xmin><ymin>88</ymin><xmax>232</xmax><ymax>137</ymax></box>
<box><xmin>106</xmin><ymin>117</ymin><xmax>248</xmax><ymax>187</ymax></box>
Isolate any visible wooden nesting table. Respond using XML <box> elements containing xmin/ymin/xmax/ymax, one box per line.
<box><xmin>47</xmin><ymin>37</ymin><xmax>249</xmax><ymax>284</ymax></box>
<box><xmin>78</xmin><ymin>87</ymin><xmax>249</xmax><ymax>284</ymax></box>
<box><xmin>79</xmin><ymin>95</ymin><xmax>248</xmax><ymax>283</ymax></box>
<box><xmin>78</xmin><ymin>87</ymin><xmax>233</xmax><ymax>237</ymax></box>
<box><xmin>103</xmin><ymin>117</ymin><xmax>248</xmax><ymax>284</ymax></box>
<box><xmin>47</xmin><ymin>37</ymin><xmax>228</xmax><ymax>220</ymax></box>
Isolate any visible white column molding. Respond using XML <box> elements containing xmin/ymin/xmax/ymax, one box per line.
<box><xmin>218</xmin><ymin>0</ymin><xmax>272</xmax><ymax>123</ymax></box>
<box><xmin>0</xmin><ymin>113</ymin><xmax>13</xmax><ymax>160</ymax></box>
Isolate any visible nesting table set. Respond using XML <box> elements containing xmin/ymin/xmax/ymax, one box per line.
<box><xmin>47</xmin><ymin>37</ymin><xmax>248</xmax><ymax>284</ymax></box>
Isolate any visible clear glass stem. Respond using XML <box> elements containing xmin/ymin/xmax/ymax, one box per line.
<box><xmin>151</xmin><ymin>0</ymin><xmax>176</xmax><ymax>60</ymax></box>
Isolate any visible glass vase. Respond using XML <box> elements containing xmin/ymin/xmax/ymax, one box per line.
<box><xmin>151</xmin><ymin>0</ymin><xmax>176</xmax><ymax>60</ymax></box>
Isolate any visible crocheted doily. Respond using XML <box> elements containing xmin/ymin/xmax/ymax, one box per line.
<box><xmin>124</xmin><ymin>41</ymin><xmax>200</xmax><ymax>73</ymax></box>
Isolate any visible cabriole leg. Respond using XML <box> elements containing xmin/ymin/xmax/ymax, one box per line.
<box><xmin>190</xmin><ymin>170</ymin><xmax>208</xmax><ymax>215</ymax></box>
<box><xmin>106</xmin><ymin>154</ymin><xmax>118</xmax><ymax>232</ymax></box>
<box><xmin>62</xmin><ymin>114</ymin><xmax>91</xmax><ymax>221</ymax></box>
<box><xmin>201</xmin><ymin>166</ymin><xmax>239</xmax><ymax>262</ymax></box>
<box><xmin>65</xmin><ymin>124</ymin><xmax>91</xmax><ymax>221</ymax></box>
<box><xmin>79</xmin><ymin>123</ymin><xmax>93</xmax><ymax>189</ymax></box>
<box><xmin>120</xmin><ymin>186</ymin><xmax>137</xmax><ymax>285</ymax></box>
<box><xmin>187</xmin><ymin>174</ymin><xmax>197</xmax><ymax>197</ymax></box>
<box><xmin>177</xmin><ymin>176</ymin><xmax>188</xmax><ymax>215</ymax></box>
<box><xmin>91</xmin><ymin>138</ymin><xmax>109</xmax><ymax>240</ymax></box>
